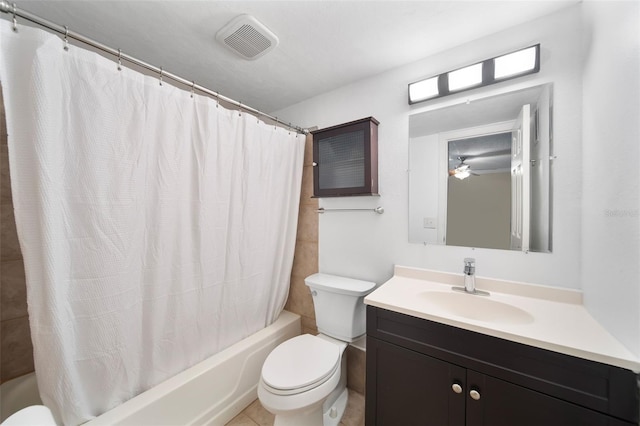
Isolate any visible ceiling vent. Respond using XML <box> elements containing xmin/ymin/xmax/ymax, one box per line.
<box><xmin>216</xmin><ymin>14</ymin><xmax>279</xmax><ymax>60</ymax></box>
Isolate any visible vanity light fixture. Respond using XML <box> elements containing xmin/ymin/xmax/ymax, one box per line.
<box><xmin>408</xmin><ymin>44</ymin><xmax>540</xmax><ymax>104</ymax></box>
<box><xmin>408</xmin><ymin>76</ymin><xmax>439</xmax><ymax>103</ymax></box>
<box><xmin>448</xmin><ymin>63</ymin><xmax>483</xmax><ymax>92</ymax></box>
<box><xmin>494</xmin><ymin>45</ymin><xmax>539</xmax><ymax>80</ymax></box>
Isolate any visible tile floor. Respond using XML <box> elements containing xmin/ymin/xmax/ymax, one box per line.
<box><xmin>225</xmin><ymin>389</ymin><xmax>365</xmax><ymax>426</ymax></box>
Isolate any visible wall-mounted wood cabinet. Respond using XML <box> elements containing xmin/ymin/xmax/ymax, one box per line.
<box><xmin>312</xmin><ymin>117</ymin><xmax>379</xmax><ymax>197</ymax></box>
<box><xmin>366</xmin><ymin>306</ymin><xmax>639</xmax><ymax>426</ymax></box>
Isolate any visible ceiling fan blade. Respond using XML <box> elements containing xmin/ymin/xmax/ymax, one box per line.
<box><xmin>463</xmin><ymin>148</ymin><xmax>512</xmax><ymax>160</ymax></box>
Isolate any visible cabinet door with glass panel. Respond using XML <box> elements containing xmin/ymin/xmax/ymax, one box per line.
<box><xmin>312</xmin><ymin>117</ymin><xmax>379</xmax><ymax>197</ymax></box>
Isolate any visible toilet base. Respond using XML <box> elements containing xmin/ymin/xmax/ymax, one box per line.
<box><xmin>272</xmin><ymin>387</ymin><xmax>348</xmax><ymax>426</ymax></box>
<box><xmin>272</xmin><ymin>402</ymin><xmax>323</xmax><ymax>426</ymax></box>
<box><xmin>323</xmin><ymin>387</ymin><xmax>348</xmax><ymax>426</ymax></box>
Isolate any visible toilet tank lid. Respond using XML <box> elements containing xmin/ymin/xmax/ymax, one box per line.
<box><xmin>304</xmin><ymin>273</ymin><xmax>376</xmax><ymax>296</ymax></box>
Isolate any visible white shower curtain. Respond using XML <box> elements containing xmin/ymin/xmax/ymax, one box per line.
<box><xmin>0</xmin><ymin>21</ymin><xmax>304</xmax><ymax>425</ymax></box>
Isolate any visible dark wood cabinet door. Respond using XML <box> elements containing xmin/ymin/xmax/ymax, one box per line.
<box><xmin>366</xmin><ymin>336</ymin><xmax>466</xmax><ymax>426</ymax></box>
<box><xmin>312</xmin><ymin>117</ymin><xmax>379</xmax><ymax>197</ymax></box>
<box><xmin>465</xmin><ymin>370</ymin><xmax>635</xmax><ymax>426</ymax></box>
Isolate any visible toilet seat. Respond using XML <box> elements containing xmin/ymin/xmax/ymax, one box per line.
<box><xmin>261</xmin><ymin>334</ymin><xmax>341</xmax><ymax>396</ymax></box>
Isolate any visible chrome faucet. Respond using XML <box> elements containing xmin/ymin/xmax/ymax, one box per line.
<box><xmin>463</xmin><ymin>258</ymin><xmax>476</xmax><ymax>292</ymax></box>
<box><xmin>453</xmin><ymin>258</ymin><xmax>489</xmax><ymax>296</ymax></box>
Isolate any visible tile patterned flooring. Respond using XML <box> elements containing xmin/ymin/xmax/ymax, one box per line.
<box><xmin>226</xmin><ymin>389</ymin><xmax>365</xmax><ymax>426</ymax></box>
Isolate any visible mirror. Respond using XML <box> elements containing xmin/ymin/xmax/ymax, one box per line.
<box><xmin>409</xmin><ymin>84</ymin><xmax>552</xmax><ymax>252</ymax></box>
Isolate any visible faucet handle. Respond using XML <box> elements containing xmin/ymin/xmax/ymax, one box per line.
<box><xmin>463</xmin><ymin>258</ymin><xmax>475</xmax><ymax>274</ymax></box>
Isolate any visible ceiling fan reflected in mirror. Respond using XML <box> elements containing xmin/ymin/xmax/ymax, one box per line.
<box><xmin>449</xmin><ymin>156</ymin><xmax>478</xmax><ymax>180</ymax></box>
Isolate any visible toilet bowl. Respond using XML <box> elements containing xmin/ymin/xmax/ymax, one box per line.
<box><xmin>1</xmin><ymin>405</ymin><xmax>56</xmax><ymax>426</ymax></box>
<box><xmin>258</xmin><ymin>273</ymin><xmax>375</xmax><ymax>426</ymax></box>
<box><xmin>258</xmin><ymin>334</ymin><xmax>347</xmax><ymax>426</ymax></box>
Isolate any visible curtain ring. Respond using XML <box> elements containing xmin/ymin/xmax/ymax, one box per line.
<box><xmin>190</xmin><ymin>81</ymin><xmax>195</xmax><ymax>98</ymax></box>
<box><xmin>63</xmin><ymin>26</ymin><xmax>69</xmax><ymax>51</ymax></box>
<box><xmin>238</xmin><ymin>102</ymin><xmax>242</xmax><ymax>117</ymax></box>
<box><xmin>274</xmin><ymin>117</ymin><xmax>278</xmax><ymax>130</ymax></box>
<box><xmin>117</xmin><ymin>49</ymin><xmax>122</xmax><ymax>71</ymax></box>
<box><xmin>159</xmin><ymin>67</ymin><xmax>163</xmax><ymax>86</ymax></box>
<box><xmin>12</xmin><ymin>3</ymin><xmax>18</xmax><ymax>32</ymax></box>
<box><xmin>288</xmin><ymin>123</ymin><xmax>292</xmax><ymax>135</ymax></box>
<box><xmin>215</xmin><ymin>92</ymin><xmax>220</xmax><ymax>108</ymax></box>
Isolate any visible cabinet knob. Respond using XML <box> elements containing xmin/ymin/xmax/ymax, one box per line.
<box><xmin>451</xmin><ymin>383</ymin><xmax>463</xmax><ymax>394</ymax></box>
<box><xmin>470</xmin><ymin>389</ymin><xmax>481</xmax><ymax>401</ymax></box>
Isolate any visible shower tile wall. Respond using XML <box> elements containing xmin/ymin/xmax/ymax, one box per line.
<box><xmin>0</xmin><ymin>87</ymin><xmax>35</xmax><ymax>383</ymax></box>
<box><xmin>285</xmin><ymin>134</ymin><xmax>319</xmax><ymax>336</ymax></box>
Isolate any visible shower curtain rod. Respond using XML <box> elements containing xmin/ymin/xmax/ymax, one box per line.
<box><xmin>0</xmin><ymin>1</ymin><xmax>309</xmax><ymax>135</ymax></box>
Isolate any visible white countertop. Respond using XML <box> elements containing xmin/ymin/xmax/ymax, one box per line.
<box><xmin>365</xmin><ymin>265</ymin><xmax>640</xmax><ymax>372</ymax></box>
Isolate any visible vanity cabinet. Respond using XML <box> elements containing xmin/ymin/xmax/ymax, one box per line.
<box><xmin>365</xmin><ymin>306</ymin><xmax>639</xmax><ymax>426</ymax></box>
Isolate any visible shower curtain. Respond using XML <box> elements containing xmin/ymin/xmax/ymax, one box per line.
<box><xmin>0</xmin><ymin>21</ymin><xmax>304</xmax><ymax>425</ymax></box>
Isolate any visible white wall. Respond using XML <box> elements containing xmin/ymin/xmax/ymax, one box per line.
<box><xmin>274</xmin><ymin>4</ymin><xmax>640</xmax><ymax>356</ymax></box>
<box><xmin>581</xmin><ymin>1</ymin><xmax>640</xmax><ymax>355</ymax></box>
<box><xmin>408</xmin><ymin>134</ymin><xmax>439</xmax><ymax>244</ymax></box>
<box><xmin>275</xmin><ymin>5</ymin><xmax>583</xmax><ymax>285</ymax></box>
<box><xmin>447</xmin><ymin>172</ymin><xmax>511</xmax><ymax>250</ymax></box>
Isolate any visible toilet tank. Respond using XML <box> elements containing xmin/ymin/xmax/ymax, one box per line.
<box><xmin>304</xmin><ymin>273</ymin><xmax>376</xmax><ymax>342</ymax></box>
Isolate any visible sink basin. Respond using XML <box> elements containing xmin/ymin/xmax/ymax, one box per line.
<box><xmin>419</xmin><ymin>291</ymin><xmax>534</xmax><ymax>325</ymax></box>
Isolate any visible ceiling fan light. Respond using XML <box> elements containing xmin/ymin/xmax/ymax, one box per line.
<box><xmin>454</xmin><ymin>170</ymin><xmax>471</xmax><ymax>180</ymax></box>
<box><xmin>455</xmin><ymin>163</ymin><xmax>470</xmax><ymax>173</ymax></box>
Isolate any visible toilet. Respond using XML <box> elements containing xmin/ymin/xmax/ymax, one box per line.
<box><xmin>1</xmin><ymin>405</ymin><xmax>56</xmax><ymax>426</ymax></box>
<box><xmin>258</xmin><ymin>273</ymin><xmax>375</xmax><ymax>426</ymax></box>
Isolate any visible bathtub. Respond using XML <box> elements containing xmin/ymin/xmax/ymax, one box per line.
<box><xmin>1</xmin><ymin>310</ymin><xmax>300</xmax><ymax>426</ymax></box>
<box><xmin>0</xmin><ymin>373</ymin><xmax>44</xmax><ymax>423</ymax></box>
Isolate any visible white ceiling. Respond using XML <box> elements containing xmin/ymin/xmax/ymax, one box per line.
<box><xmin>11</xmin><ymin>1</ymin><xmax>576</xmax><ymax>113</ymax></box>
